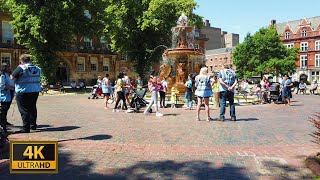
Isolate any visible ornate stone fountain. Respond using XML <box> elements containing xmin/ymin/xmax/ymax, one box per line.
<box><xmin>160</xmin><ymin>13</ymin><xmax>206</xmax><ymax>93</ymax></box>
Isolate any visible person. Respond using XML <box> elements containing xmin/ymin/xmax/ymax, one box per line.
<box><xmin>102</xmin><ymin>74</ymin><xmax>112</xmax><ymax>110</ymax></box>
<box><xmin>281</xmin><ymin>74</ymin><xmax>293</xmax><ymax>106</ymax></box>
<box><xmin>256</xmin><ymin>84</ymin><xmax>262</xmax><ymax>104</ymax></box>
<box><xmin>96</xmin><ymin>76</ymin><xmax>103</xmax><ymax>97</ymax></box>
<box><xmin>260</xmin><ymin>76</ymin><xmax>267</xmax><ymax>87</ymax></box>
<box><xmin>297</xmin><ymin>81</ymin><xmax>307</xmax><ymax>94</ymax></box>
<box><xmin>122</xmin><ymin>72</ymin><xmax>131</xmax><ymax>106</ymax></box>
<box><xmin>0</xmin><ymin>64</ymin><xmax>14</xmax><ymax>132</ymax></box>
<box><xmin>195</xmin><ymin>67</ymin><xmax>214</xmax><ymax>121</ymax></box>
<box><xmin>212</xmin><ymin>76</ymin><xmax>220</xmax><ymax>109</ymax></box>
<box><xmin>113</xmin><ymin>72</ymin><xmax>132</xmax><ymax>113</ymax></box>
<box><xmin>70</xmin><ymin>81</ymin><xmax>77</xmax><ymax>90</ymax></box>
<box><xmin>144</xmin><ymin>75</ymin><xmax>163</xmax><ymax>116</ymax></box>
<box><xmin>171</xmin><ymin>86</ymin><xmax>178</xmax><ymax>108</ymax></box>
<box><xmin>136</xmin><ymin>76</ymin><xmax>143</xmax><ymax>90</ymax></box>
<box><xmin>241</xmin><ymin>80</ymin><xmax>250</xmax><ymax>95</ymax></box>
<box><xmin>310</xmin><ymin>80</ymin><xmax>318</xmax><ymax>95</ymax></box>
<box><xmin>218</xmin><ymin>64</ymin><xmax>237</xmax><ymax>121</ymax></box>
<box><xmin>11</xmin><ymin>54</ymin><xmax>41</xmax><ymax>133</ymax></box>
<box><xmin>159</xmin><ymin>78</ymin><xmax>168</xmax><ymax>108</ymax></box>
<box><xmin>2</xmin><ymin>64</ymin><xmax>14</xmax><ymax>126</ymax></box>
<box><xmin>184</xmin><ymin>74</ymin><xmax>193</xmax><ymax>110</ymax></box>
<box><xmin>79</xmin><ymin>81</ymin><xmax>86</xmax><ymax>89</ymax></box>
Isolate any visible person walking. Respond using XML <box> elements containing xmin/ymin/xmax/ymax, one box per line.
<box><xmin>102</xmin><ymin>74</ymin><xmax>112</xmax><ymax>110</ymax></box>
<box><xmin>281</xmin><ymin>74</ymin><xmax>293</xmax><ymax>106</ymax></box>
<box><xmin>195</xmin><ymin>67</ymin><xmax>214</xmax><ymax>121</ymax></box>
<box><xmin>159</xmin><ymin>77</ymin><xmax>168</xmax><ymax>108</ymax></box>
<box><xmin>0</xmin><ymin>64</ymin><xmax>14</xmax><ymax>133</ymax></box>
<box><xmin>184</xmin><ymin>74</ymin><xmax>193</xmax><ymax>110</ymax></box>
<box><xmin>2</xmin><ymin>64</ymin><xmax>14</xmax><ymax>126</ymax></box>
<box><xmin>144</xmin><ymin>75</ymin><xmax>163</xmax><ymax>117</ymax></box>
<box><xmin>11</xmin><ymin>54</ymin><xmax>41</xmax><ymax>133</ymax></box>
<box><xmin>212</xmin><ymin>76</ymin><xmax>220</xmax><ymax>109</ymax></box>
<box><xmin>218</xmin><ymin>64</ymin><xmax>237</xmax><ymax>121</ymax></box>
<box><xmin>113</xmin><ymin>72</ymin><xmax>132</xmax><ymax>113</ymax></box>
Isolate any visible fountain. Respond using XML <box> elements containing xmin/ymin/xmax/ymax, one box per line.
<box><xmin>160</xmin><ymin>13</ymin><xmax>206</xmax><ymax>93</ymax></box>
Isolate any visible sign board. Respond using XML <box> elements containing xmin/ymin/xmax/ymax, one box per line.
<box><xmin>10</xmin><ymin>141</ymin><xmax>58</xmax><ymax>174</ymax></box>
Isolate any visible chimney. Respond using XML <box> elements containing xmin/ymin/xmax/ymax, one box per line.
<box><xmin>271</xmin><ymin>19</ymin><xmax>276</xmax><ymax>25</ymax></box>
<box><xmin>204</xmin><ymin>19</ymin><xmax>210</xmax><ymax>27</ymax></box>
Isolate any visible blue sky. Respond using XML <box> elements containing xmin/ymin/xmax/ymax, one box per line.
<box><xmin>194</xmin><ymin>0</ymin><xmax>320</xmax><ymax>42</ymax></box>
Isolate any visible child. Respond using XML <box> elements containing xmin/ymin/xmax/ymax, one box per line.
<box><xmin>256</xmin><ymin>84</ymin><xmax>262</xmax><ymax>104</ymax></box>
<box><xmin>171</xmin><ymin>87</ymin><xmax>179</xmax><ymax>108</ymax></box>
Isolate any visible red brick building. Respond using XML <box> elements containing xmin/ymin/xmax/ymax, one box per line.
<box><xmin>205</xmin><ymin>47</ymin><xmax>234</xmax><ymax>76</ymax></box>
<box><xmin>275</xmin><ymin>17</ymin><xmax>320</xmax><ymax>83</ymax></box>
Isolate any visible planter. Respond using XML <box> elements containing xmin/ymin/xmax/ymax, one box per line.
<box><xmin>305</xmin><ymin>152</ymin><xmax>320</xmax><ymax>176</ymax></box>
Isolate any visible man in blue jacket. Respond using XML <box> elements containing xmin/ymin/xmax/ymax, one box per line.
<box><xmin>11</xmin><ymin>54</ymin><xmax>41</xmax><ymax>133</ymax></box>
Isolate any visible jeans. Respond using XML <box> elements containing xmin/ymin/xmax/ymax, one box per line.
<box><xmin>16</xmin><ymin>92</ymin><xmax>39</xmax><ymax>131</ymax></box>
<box><xmin>185</xmin><ymin>91</ymin><xmax>193</xmax><ymax>108</ymax></box>
<box><xmin>159</xmin><ymin>91</ymin><xmax>166</xmax><ymax>107</ymax></box>
<box><xmin>114</xmin><ymin>91</ymin><xmax>127</xmax><ymax>110</ymax></box>
<box><xmin>219</xmin><ymin>91</ymin><xmax>236</xmax><ymax>118</ymax></box>
<box><xmin>144</xmin><ymin>91</ymin><xmax>158</xmax><ymax>113</ymax></box>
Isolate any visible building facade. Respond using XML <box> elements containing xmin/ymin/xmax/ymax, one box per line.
<box><xmin>0</xmin><ymin>12</ymin><xmax>134</xmax><ymax>85</ymax></box>
<box><xmin>275</xmin><ymin>17</ymin><xmax>320</xmax><ymax>83</ymax></box>
<box><xmin>205</xmin><ymin>47</ymin><xmax>234</xmax><ymax>76</ymax></box>
<box><xmin>201</xmin><ymin>20</ymin><xmax>239</xmax><ymax>50</ymax></box>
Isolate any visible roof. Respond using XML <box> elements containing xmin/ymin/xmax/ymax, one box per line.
<box><xmin>275</xmin><ymin>16</ymin><xmax>320</xmax><ymax>34</ymax></box>
<box><xmin>206</xmin><ymin>47</ymin><xmax>234</xmax><ymax>56</ymax></box>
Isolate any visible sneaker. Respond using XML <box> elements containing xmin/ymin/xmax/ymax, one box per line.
<box><xmin>207</xmin><ymin>117</ymin><xmax>214</xmax><ymax>122</ymax></box>
<box><xmin>231</xmin><ymin>116</ymin><xmax>237</xmax><ymax>121</ymax></box>
<box><xmin>126</xmin><ymin>109</ymin><xmax>133</xmax><ymax>113</ymax></box>
<box><xmin>156</xmin><ymin>112</ymin><xmax>163</xmax><ymax>117</ymax></box>
<box><xmin>217</xmin><ymin>117</ymin><xmax>225</xmax><ymax>122</ymax></box>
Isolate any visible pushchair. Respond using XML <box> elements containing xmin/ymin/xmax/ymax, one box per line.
<box><xmin>269</xmin><ymin>82</ymin><xmax>283</xmax><ymax>104</ymax></box>
<box><xmin>88</xmin><ymin>85</ymin><xmax>99</xmax><ymax>99</ymax></box>
<box><xmin>130</xmin><ymin>88</ymin><xmax>151</xmax><ymax>113</ymax></box>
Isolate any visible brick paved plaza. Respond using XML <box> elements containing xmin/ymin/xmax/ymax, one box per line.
<box><xmin>0</xmin><ymin>94</ymin><xmax>319</xmax><ymax>179</ymax></box>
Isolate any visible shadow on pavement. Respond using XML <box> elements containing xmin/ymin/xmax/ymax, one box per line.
<box><xmin>59</xmin><ymin>134</ymin><xmax>112</xmax><ymax>142</ymax></box>
<box><xmin>39</xmin><ymin>126</ymin><xmax>80</xmax><ymax>132</ymax></box>
<box><xmin>0</xmin><ymin>146</ymin><xmax>252</xmax><ymax>179</ymax></box>
<box><xmin>163</xmin><ymin>113</ymin><xmax>180</xmax><ymax>116</ymax></box>
<box><xmin>234</xmin><ymin>118</ymin><xmax>259</xmax><ymax>121</ymax></box>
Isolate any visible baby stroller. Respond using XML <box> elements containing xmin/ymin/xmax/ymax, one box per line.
<box><xmin>88</xmin><ymin>85</ymin><xmax>99</xmax><ymax>99</ymax></box>
<box><xmin>130</xmin><ymin>88</ymin><xmax>151</xmax><ymax>113</ymax></box>
<box><xmin>269</xmin><ymin>82</ymin><xmax>283</xmax><ymax>104</ymax></box>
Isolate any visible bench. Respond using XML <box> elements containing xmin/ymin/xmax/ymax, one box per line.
<box><xmin>48</xmin><ymin>85</ymin><xmax>65</xmax><ymax>93</ymax></box>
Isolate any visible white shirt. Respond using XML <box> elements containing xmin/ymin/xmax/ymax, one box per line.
<box><xmin>161</xmin><ymin>80</ymin><xmax>168</xmax><ymax>92</ymax></box>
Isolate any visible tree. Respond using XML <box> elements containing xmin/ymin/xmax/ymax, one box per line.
<box><xmin>104</xmin><ymin>0</ymin><xmax>202</xmax><ymax>76</ymax></box>
<box><xmin>233</xmin><ymin>25</ymin><xmax>299</xmax><ymax>79</ymax></box>
<box><xmin>4</xmin><ymin>0</ymin><xmax>106</xmax><ymax>82</ymax></box>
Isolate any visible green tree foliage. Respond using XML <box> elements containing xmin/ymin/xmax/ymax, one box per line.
<box><xmin>233</xmin><ymin>26</ymin><xmax>298</xmax><ymax>79</ymax></box>
<box><xmin>104</xmin><ymin>0</ymin><xmax>202</xmax><ymax>76</ymax></box>
<box><xmin>4</xmin><ymin>0</ymin><xmax>106</xmax><ymax>82</ymax></box>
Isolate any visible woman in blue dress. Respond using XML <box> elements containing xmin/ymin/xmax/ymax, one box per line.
<box><xmin>281</xmin><ymin>74</ymin><xmax>293</xmax><ymax>106</ymax></box>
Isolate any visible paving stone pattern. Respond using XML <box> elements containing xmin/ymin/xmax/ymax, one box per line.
<box><xmin>0</xmin><ymin>94</ymin><xmax>319</xmax><ymax>179</ymax></box>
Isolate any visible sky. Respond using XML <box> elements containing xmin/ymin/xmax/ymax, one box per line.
<box><xmin>194</xmin><ymin>0</ymin><xmax>320</xmax><ymax>42</ymax></box>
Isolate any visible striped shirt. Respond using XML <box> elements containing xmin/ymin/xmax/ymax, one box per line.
<box><xmin>218</xmin><ymin>69</ymin><xmax>236</xmax><ymax>92</ymax></box>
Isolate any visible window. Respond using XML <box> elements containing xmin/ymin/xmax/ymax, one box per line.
<box><xmin>210</xmin><ymin>66</ymin><xmax>213</xmax><ymax>72</ymax></box>
<box><xmin>2</xmin><ymin>21</ymin><xmax>14</xmax><ymax>43</ymax></box>
<box><xmin>220</xmin><ymin>58</ymin><xmax>222</xmax><ymax>62</ymax></box>
<box><xmin>121</xmin><ymin>53</ymin><xmax>128</xmax><ymax>61</ymax></box>
<box><xmin>285</xmin><ymin>32</ymin><xmax>290</xmax><ymax>39</ymax></box>
<box><xmin>90</xmin><ymin>57</ymin><xmax>98</xmax><ymax>72</ymax></box>
<box><xmin>84</xmin><ymin>38</ymin><xmax>92</xmax><ymax>49</ymax></box>
<box><xmin>195</xmin><ymin>44</ymin><xmax>200</xmax><ymax>49</ymax></box>
<box><xmin>285</xmin><ymin>44</ymin><xmax>294</xmax><ymax>49</ymax></box>
<box><xmin>1</xmin><ymin>53</ymin><xmax>11</xmax><ymax>66</ymax></box>
<box><xmin>214</xmin><ymin>57</ymin><xmax>217</xmax><ymax>61</ymax></box>
<box><xmin>316</xmin><ymin>41</ymin><xmax>320</xmax><ymax>51</ymax></box>
<box><xmin>100</xmin><ymin>37</ymin><xmax>108</xmax><ymax>49</ymax></box>
<box><xmin>311</xmin><ymin>71</ymin><xmax>320</xmax><ymax>83</ymax></box>
<box><xmin>301</xmin><ymin>29</ymin><xmax>307</xmax><ymax>37</ymax></box>
<box><xmin>300</xmin><ymin>55</ymin><xmax>308</xmax><ymax>68</ymax></box>
<box><xmin>103</xmin><ymin>58</ymin><xmax>110</xmax><ymax>72</ymax></box>
<box><xmin>195</xmin><ymin>31</ymin><xmax>200</xmax><ymax>37</ymax></box>
<box><xmin>300</xmin><ymin>42</ymin><xmax>308</xmax><ymax>52</ymax></box>
<box><xmin>77</xmin><ymin>57</ymin><xmax>85</xmax><ymax>72</ymax></box>
<box><xmin>316</xmin><ymin>54</ymin><xmax>320</xmax><ymax>67</ymax></box>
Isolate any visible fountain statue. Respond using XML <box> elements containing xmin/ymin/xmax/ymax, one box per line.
<box><xmin>160</xmin><ymin>13</ymin><xmax>206</xmax><ymax>94</ymax></box>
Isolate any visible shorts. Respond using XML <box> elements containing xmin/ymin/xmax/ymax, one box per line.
<box><xmin>103</xmin><ymin>93</ymin><xmax>110</xmax><ymax>96</ymax></box>
<box><xmin>197</xmin><ymin>96</ymin><xmax>210</xmax><ymax>99</ymax></box>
